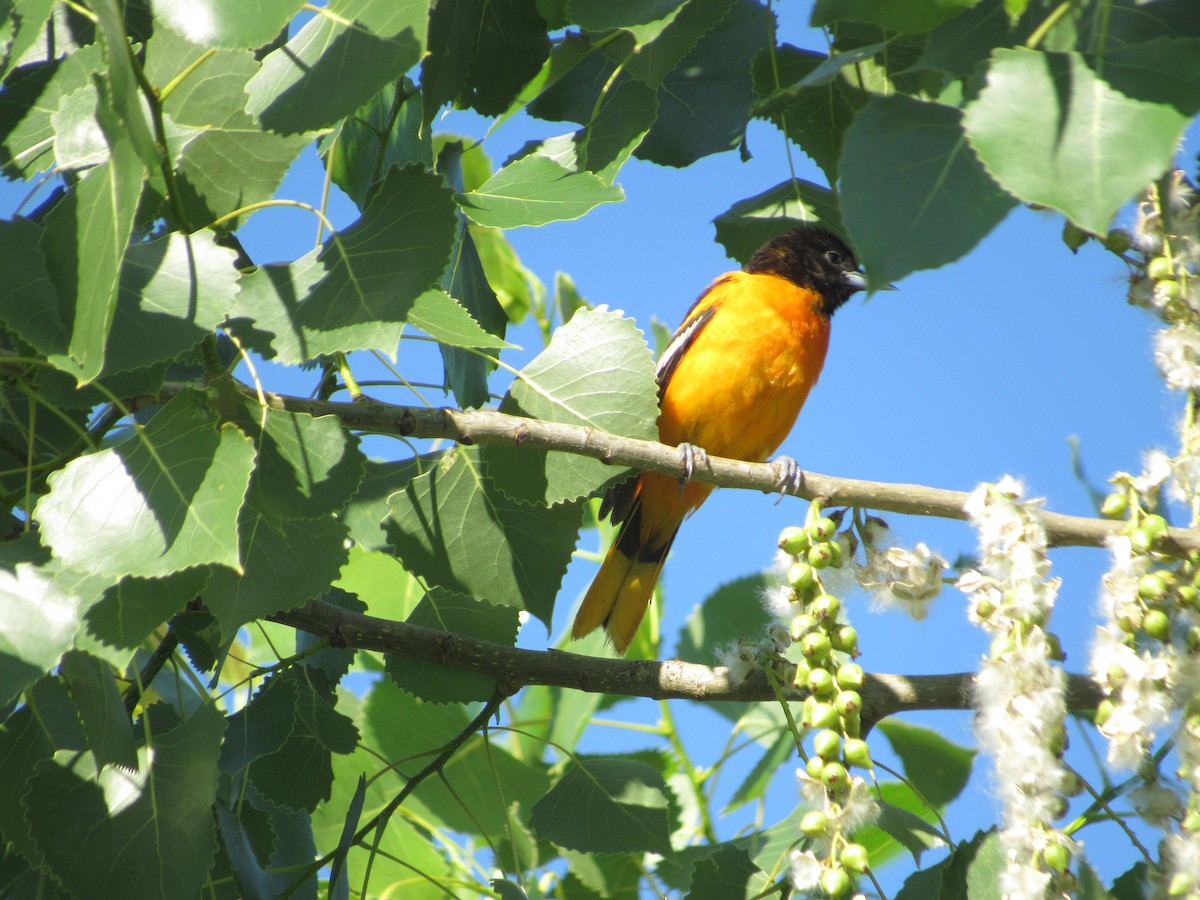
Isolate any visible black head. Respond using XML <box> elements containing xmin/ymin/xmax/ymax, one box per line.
<box><xmin>743</xmin><ymin>227</ymin><xmax>867</xmax><ymax>317</ymax></box>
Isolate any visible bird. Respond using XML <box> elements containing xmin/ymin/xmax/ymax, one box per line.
<box><xmin>570</xmin><ymin>226</ymin><xmax>870</xmax><ymax>654</ymax></box>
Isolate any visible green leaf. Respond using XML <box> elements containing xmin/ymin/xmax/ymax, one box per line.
<box><xmin>877</xmin><ymin>719</ymin><xmax>975</xmax><ymax>808</ymax></box>
<box><xmin>895</xmin><ymin>864</ymin><xmax>945</xmax><ymax>900</ymax></box>
<box><xmin>722</xmin><ymin>729</ymin><xmax>794</xmax><ymax>815</ymax></box>
<box><xmin>0</xmin><ymin>43</ymin><xmax>103</xmax><ymax>179</ymax></box>
<box><xmin>529</xmin><ymin>757</ymin><xmax>674</xmax><ymax>856</ymax></box>
<box><xmin>238</xmin><ymin>671</ymin><xmax>358</xmax><ymax>812</ymax></box>
<box><xmin>38</xmin><ymin>132</ymin><xmax>145</xmax><ymax>383</ymax></box>
<box><xmin>962</xmin><ymin>47</ymin><xmax>1187</xmax><ymax>234</ymax></box>
<box><xmin>840</xmin><ymin>94</ymin><xmax>1017</xmax><ymax>287</ymax></box>
<box><xmin>565</xmin><ymin>0</ymin><xmax>687</xmax><ymax>30</ymax></box>
<box><xmin>364</xmin><ymin>678</ymin><xmax>550</xmax><ymax>835</ymax></box>
<box><xmin>385</xmin><ymin>587</ymin><xmax>521</xmax><ymax>703</ymax></box>
<box><xmin>384</xmin><ymin>448</ymin><xmax>583</xmax><ymax>627</ymax></box>
<box><xmin>1</xmin><ymin>0</ymin><xmax>56</xmax><ymax>80</ymax></box>
<box><xmin>60</xmin><ymin>650</ymin><xmax>138</xmax><ymax>772</ymax></box>
<box><xmin>878</xmin><ymin>799</ymin><xmax>949</xmax><ymax>864</ymax></box>
<box><xmin>144</xmin><ymin>26</ymin><xmax>311</xmax><ymax>230</ymax></box>
<box><xmin>483</xmin><ymin>307</ymin><xmax>657</xmax><ymax>505</ymax></box>
<box><xmin>35</xmin><ymin>389</ymin><xmax>256</xmax><ymax>580</ymax></box>
<box><xmin>26</xmin><ymin>703</ymin><xmax>224</xmax><ymax>900</ymax></box>
<box><xmin>676</xmin><ymin>573</ymin><xmax>774</xmax><ymax>662</ymax></box>
<box><xmin>751</xmin><ymin>44</ymin><xmax>863</xmax><ymax>184</ymax></box>
<box><xmin>1077</xmin><ymin>862</ymin><xmax>1116</xmax><ymax>900</ymax></box>
<box><xmin>635</xmin><ymin>0</ymin><xmax>768</xmax><ymax>167</ymax></box>
<box><xmin>90</xmin><ymin>0</ymin><xmax>161</xmax><ymax>168</ymax></box>
<box><xmin>812</xmin><ymin>0</ymin><xmax>983</xmax><ymax>33</ymax></box>
<box><xmin>152</xmin><ymin>0</ymin><xmax>305</xmax><ymax>49</ymax></box>
<box><xmin>459</xmin><ymin>154</ymin><xmax>624</xmax><ymax>228</ymax></box>
<box><xmin>620</xmin><ymin>0</ymin><xmax>737</xmax><ymax>89</ymax></box>
<box><xmin>713</xmin><ymin>179</ymin><xmax>844</xmax><ymax>266</ymax></box>
<box><xmin>85</xmin><ymin>568</ymin><xmax>212</xmax><ymax>654</ymax></box>
<box><xmin>0</xmin><ymin>555</ymin><xmax>98</xmax><ymax>708</ymax></box>
<box><xmin>964</xmin><ymin>830</ymin><xmax>1004</xmax><ymax>900</ymax></box>
<box><xmin>421</xmin><ymin>0</ymin><xmax>550</xmax><ymax>121</ymax></box>
<box><xmin>243</xmin><ymin>405</ymin><xmax>365</xmax><ymax>521</ymax></box>
<box><xmin>51</xmin><ymin>85</ymin><xmax>109</xmax><ymax>169</ymax></box>
<box><xmin>230</xmin><ymin>164</ymin><xmax>488</xmax><ymax>364</ymax></box>
<box><xmin>325</xmin><ymin>77</ymin><xmax>431</xmax><ymax>210</ymax></box>
<box><xmin>246</xmin><ymin>0</ymin><xmax>429</xmax><ymax>134</ymax></box>
<box><xmin>203</xmin><ymin>506</ymin><xmax>348</xmax><ymax>641</ymax></box>
<box><xmin>437</xmin><ymin>141</ymin><xmax>510</xmax><ymax>409</ymax></box>
<box><xmin>106</xmin><ymin>232</ymin><xmax>240</xmax><ymax>373</ymax></box>
<box><xmin>0</xmin><ymin>216</ymin><xmax>62</xmax><ymax>357</ymax></box>
<box><xmin>312</xmin><ymin>744</ymin><xmax>454</xmax><ymax>898</ymax></box>
<box><xmin>1109</xmin><ymin>862</ymin><xmax>1149</xmax><ymax>900</ymax></box>
<box><xmin>1100</xmin><ymin>37</ymin><xmax>1200</xmax><ymax>117</ymax></box>
<box><xmin>684</xmin><ymin>844</ymin><xmax>760</xmax><ymax>900</ymax></box>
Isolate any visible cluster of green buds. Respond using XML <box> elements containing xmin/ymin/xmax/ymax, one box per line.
<box><xmin>1098</xmin><ymin>488</ymin><xmax>1196</xmax><ymax>654</ymax></box>
<box><xmin>777</xmin><ymin>506</ymin><xmax>876</xmax><ymax>897</ymax></box>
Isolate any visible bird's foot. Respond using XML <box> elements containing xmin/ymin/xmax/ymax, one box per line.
<box><xmin>770</xmin><ymin>455</ymin><xmax>803</xmax><ymax>504</ymax></box>
<box><xmin>676</xmin><ymin>442</ymin><xmax>709</xmax><ymax>497</ymax></box>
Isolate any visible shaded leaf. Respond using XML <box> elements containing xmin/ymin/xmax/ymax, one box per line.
<box><xmin>37</xmin><ymin>130</ymin><xmax>144</xmax><ymax>382</ymax></box>
<box><xmin>421</xmin><ymin>0</ymin><xmax>550</xmax><ymax>120</ymax></box>
<box><xmin>877</xmin><ymin>719</ymin><xmax>975</xmax><ymax>809</ymax></box>
<box><xmin>484</xmin><ymin>307</ymin><xmax>658</xmax><ymax>505</ymax></box>
<box><xmin>459</xmin><ymin>154</ymin><xmax>624</xmax><ymax>228</ymax></box>
<box><xmin>386</xmin><ymin>587</ymin><xmax>520</xmax><ymax>703</ymax></box>
<box><xmin>812</xmin><ymin>0</ymin><xmax>982</xmax><ymax>33</ymax></box>
<box><xmin>246</xmin><ymin>0</ymin><xmax>429</xmax><ymax>134</ymax></box>
<box><xmin>384</xmin><ymin>448</ymin><xmax>583</xmax><ymax>627</ymax></box>
<box><xmin>60</xmin><ymin>650</ymin><xmax>137</xmax><ymax>771</ymax></box>
<box><xmin>713</xmin><ymin>178</ymin><xmax>844</xmax><ymax>266</ymax></box>
<box><xmin>840</xmin><ymin>94</ymin><xmax>1016</xmax><ymax>287</ymax></box>
<box><xmin>145</xmin><ymin>25</ymin><xmax>311</xmax><ymax>230</ymax></box>
<box><xmin>963</xmin><ymin>47</ymin><xmax>1185</xmax><ymax>233</ymax></box>
<box><xmin>684</xmin><ymin>844</ymin><xmax>760</xmax><ymax>900</ymax></box>
<box><xmin>35</xmin><ymin>388</ymin><xmax>256</xmax><ymax>580</ymax></box>
<box><xmin>27</xmin><ymin>703</ymin><xmax>224</xmax><ymax>900</ymax></box>
<box><xmin>152</xmin><ymin>0</ymin><xmax>305</xmax><ymax>49</ymax></box>
<box><xmin>635</xmin><ymin>0</ymin><xmax>768</xmax><ymax>167</ymax></box>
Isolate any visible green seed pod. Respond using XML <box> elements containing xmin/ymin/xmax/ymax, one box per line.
<box><xmin>820</xmin><ymin>866</ymin><xmax>851</xmax><ymax>898</ymax></box>
<box><xmin>801</xmin><ymin>632</ymin><xmax>833</xmax><ymax>663</ymax></box>
<box><xmin>788</xmin><ymin>561</ymin><xmax>816</xmax><ymax>591</ymax></box>
<box><xmin>1143</xmin><ymin>608</ymin><xmax>1171</xmax><ymax>641</ymax></box>
<box><xmin>1095</xmin><ymin>698</ymin><xmax>1115</xmax><ymax>727</ymax></box>
<box><xmin>811</xmin><ymin>701</ymin><xmax>840</xmax><ymax>730</ymax></box>
<box><xmin>800</xmin><ymin>809</ymin><xmax>829</xmax><ymax>837</ymax></box>
<box><xmin>835</xmin><ymin>690</ymin><xmax>862</xmax><ymax>716</ymax></box>
<box><xmin>807</xmin><ymin>666</ymin><xmax>836</xmax><ymax>698</ymax></box>
<box><xmin>1042</xmin><ymin>841</ymin><xmax>1070</xmax><ymax>874</ymax></box>
<box><xmin>1129</xmin><ymin>528</ymin><xmax>1154</xmax><ymax>554</ymax></box>
<box><xmin>843</xmin><ymin>738</ymin><xmax>872</xmax><ymax>769</ymax></box>
<box><xmin>1100</xmin><ymin>492</ymin><xmax>1129</xmax><ymax>519</ymax></box>
<box><xmin>1103</xmin><ymin>229</ymin><xmax>1132</xmax><ymax>254</ymax></box>
<box><xmin>779</xmin><ymin>525</ymin><xmax>810</xmax><ymax>554</ymax></box>
<box><xmin>821</xmin><ymin>761</ymin><xmax>850</xmax><ymax>790</ymax></box>
<box><xmin>813</xmin><ymin>729</ymin><xmax>843</xmax><ymax>761</ymax></box>
<box><xmin>1148</xmin><ymin>256</ymin><xmax>1176</xmax><ymax>281</ymax></box>
<box><xmin>840</xmin><ymin>843</ymin><xmax>869</xmax><ymax>874</ymax></box>
<box><xmin>808</xmin><ymin>543</ymin><xmax>834</xmax><ymax>569</ymax></box>
<box><xmin>812</xmin><ymin>593</ymin><xmax>840</xmax><ymax>620</ymax></box>
<box><xmin>808</xmin><ymin>516</ymin><xmax>837</xmax><ymax>543</ymax></box>
<box><xmin>836</xmin><ymin>663</ymin><xmax>865</xmax><ymax>691</ymax></box>
<box><xmin>831</xmin><ymin>625</ymin><xmax>859</xmax><ymax>655</ymax></box>
<box><xmin>806</xmin><ymin>754</ymin><xmax>826</xmax><ymax>779</ymax></box>
<box><xmin>840</xmin><ymin>711</ymin><xmax>862</xmax><ymax>738</ymax></box>
<box><xmin>1138</xmin><ymin>572</ymin><xmax>1170</xmax><ymax>602</ymax></box>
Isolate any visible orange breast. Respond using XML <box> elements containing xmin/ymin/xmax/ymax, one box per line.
<box><xmin>658</xmin><ymin>271</ymin><xmax>831</xmax><ymax>464</ymax></box>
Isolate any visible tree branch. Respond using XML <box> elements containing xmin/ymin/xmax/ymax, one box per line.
<box><xmin>152</xmin><ymin>380</ymin><xmax>1200</xmax><ymax>554</ymax></box>
<box><xmin>271</xmin><ymin>600</ymin><xmax>1105</xmax><ymax>723</ymax></box>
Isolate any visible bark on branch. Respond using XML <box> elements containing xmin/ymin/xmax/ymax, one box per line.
<box><xmin>157</xmin><ymin>381</ymin><xmax>1200</xmax><ymax>554</ymax></box>
<box><xmin>271</xmin><ymin>600</ymin><xmax>1105</xmax><ymax>724</ymax></box>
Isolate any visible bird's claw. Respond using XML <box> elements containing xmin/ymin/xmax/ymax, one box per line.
<box><xmin>676</xmin><ymin>442</ymin><xmax>709</xmax><ymax>496</ymax></box>
<box><xmin>771</xmin><ymin>455</ymin><xmax>803</xmax><ymax>504</ymax></box>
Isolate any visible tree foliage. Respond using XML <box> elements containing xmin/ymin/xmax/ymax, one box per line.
<box><xmin>1</xmin><ymin>0</ymin><xmax>1199</xmax><ymax>897</ymax></box>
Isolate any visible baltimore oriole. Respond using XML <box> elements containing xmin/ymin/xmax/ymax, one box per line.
<box><xmin>571</xmin><ymin>227</ymin><xmax>868</xmax><ymax>654</ymax></box>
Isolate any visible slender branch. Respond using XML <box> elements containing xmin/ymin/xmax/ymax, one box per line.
<box><xmin>270</xmin><ymin>601</ymin><xmax>1106</xmax><ymax>722</ymax></box>
<box><xmin>149</xmin><ymin>380</ymin><xmax>1200</xmax><ymax>554</ymax></box>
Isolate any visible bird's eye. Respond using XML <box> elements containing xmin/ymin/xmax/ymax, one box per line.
<box><xmin>824</xmin><ymin>250</ymin><xmax>842</xmax><ymax>266</ymax></box>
